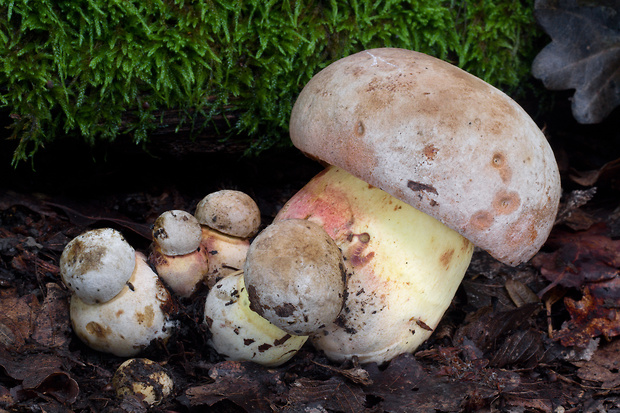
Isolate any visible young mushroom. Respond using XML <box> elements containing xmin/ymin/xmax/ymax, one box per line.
<box><xmin>204</xmin><ymin>270</ymin><xmax>308</xmax><ymax>366</ymax></box>
<box><xmin>148</xmin><ymin>210</ymin><xmax>210</xmax><ymax>297</ymax></box>
<box><xmin>243</xmin><ymin>219</ymin><xmax>347</xmax><ymax>336</ymax></box>
<box><xmin>112</xmin><ymin>358</ymin><xmax>174</xmax><ymax>407</ymax></box>
<box><xmin>271</xmin><ymin>48</ymin><xmax>562</xmax><ymax>364</ymax></box>
<box><xmin>69</xmin><ymin>251</ymin><xmax>178</xmax><ymax>357</ymax></box>
<box><xmin>195</xmin><ymin>190</ymin><xmax>261</xmax><ymax>288</ymax></box>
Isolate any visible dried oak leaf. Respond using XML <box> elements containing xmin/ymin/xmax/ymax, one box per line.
<box><xmin>532</xmin><ymin>0</ymin><xmax>620</xmax><ymax>124</ymax></box>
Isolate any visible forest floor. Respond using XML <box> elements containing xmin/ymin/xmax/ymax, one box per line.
<box><xmin>0</xmin><ymin>95</ymin><xmax>619</xmax><ymax>412</ymax></box>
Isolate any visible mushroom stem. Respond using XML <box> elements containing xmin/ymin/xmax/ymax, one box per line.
<box><xmin>275</xmin><ymin>166</ymin><xmax>474</xmax><ymax>364</ymax></box>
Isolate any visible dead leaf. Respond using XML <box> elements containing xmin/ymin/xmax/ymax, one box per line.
<box><xmin>0</xmin><ymin>352</ymin><xmax>79</xmax><ymax>404</ymax></box>
<box><xmin>454</xmin><ymin>303</ymin><xmax>541</xmax><ymax>354</ymax></box>
<box><xmin>575</xmin><ymin>339</ymin><xmax>620</xmax><ymax>389</ymax></box>
<box><xmin>31</xmin><ymin>283</ymin><xmax>71</xmax><ymax>350</ymax></box>
<box><xmin>490</xmin><ymin>329</ymin><xmax>545</xmax><ymax>368</ymax></box>
<box><xmin>554</xmin><ymin>276</ymin><xmax>620</xmax><ymax>347</ymax></box>
<box><xmin>184</xmin><ymin>360</ymin><xmax>280</xmax><ymax>412</ymax></box>
<box><xmin>0</xmin><ymin>289</ymin><xmax>40</xmax><ymax>352</ymax></box>
<box><xmin>286</xmin><ymin>377</ymin><xmax>366</xmax><ymax>412</ymax></box>
<box><xmin>532</xmin><ymin>0</ymin><xmax>620</xmax><ymax>123</ymax></box>
<box><xmin>570</xmin><ymin>157</ymin><xmax>620</xmax><ymax>187</ymax></box>
<box><xmin>505</xmin><ymin>279</ymin><xmax>540</xmax><ymax>307</ymax></box>
<box><xmin>533</xmin><ymin>224</ymin><xmax>620</xmax><ymax>291</ymax></box>
<box><xmin>365</xmin><ymin>353</ymin><xmax>519</xmax><ymax>412</ymax></box>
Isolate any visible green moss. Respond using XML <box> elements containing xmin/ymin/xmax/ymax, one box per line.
<box><xmin>1</xmin><ymin>0</ymin><xmax>542</xmax><ymax>165</ymax></box>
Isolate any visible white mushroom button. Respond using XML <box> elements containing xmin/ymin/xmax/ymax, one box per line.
<box><xmin>204</xmin><ymin>271</ymin><xmax>308</xmax><ymax>367</ymax></box>
<box><xmin>149</xmin><ymin>210</ymin><xmax>209</xmax><ymax>298</ymax></box>
<box><xmin>112</xmin><ymin>358</ymin><xmax>174</xmax><ymax>407</ymax></box>
<box><xmin>272</xmin><ymin>48</ymin><xmax>562</xmax><ymax>364</ymax></box>
<box><xmin>152</xmin><ymin>210</ymin><xmax>202</xmax><ymax>256</ymax></box>
<box><xmin>70</xmin><ymin>252</ymin><xmax>178</xmax><ymax>357</ymax></box>
<box><xmin>60</xmin><ymin>228</ymin><xmax>136</xmax><ymax>305</ymax></box>
<box><xmin>244</xmin><ymin>219</ymin><xmax>346</xmax><ymax>336</ymax></box>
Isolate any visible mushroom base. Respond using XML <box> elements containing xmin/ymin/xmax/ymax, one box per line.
<box><xmin>276</xmin><ymin>166</ymin><xmax>474</xmax><ymax>364</ymax></box>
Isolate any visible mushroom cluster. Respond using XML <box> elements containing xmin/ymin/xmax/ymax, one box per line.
<box><xmin>59</xmin><ymin>48</ymin><xmax>561</xmax><ymax>371</ymax></box>
<box><xmin>249</xmin><ymin>48</ymin><xmax>562</xmax><ymax>364</ymax></box>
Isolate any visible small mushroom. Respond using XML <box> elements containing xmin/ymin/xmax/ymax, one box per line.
<box><xmin>60</xmin><ymin>228</ymin><xmax>136</xmax><ymax>305</ymax></box>
<box><xmin>149</xmin><ymin>210</ymin><xmax>210</xmax><ymax>297</ymax></box>
<box><xmin>112</xmin><ymin>358</ymin><xmax>174</xmax><ymax>407</ymax></box>
<box><xmin>244</xmin><ymin>219</ymin><xmax>347</xmax><ymax>336</ymax></box>
<box><xmin>195</xmin><ymin>190</ymin><xmax>261</xmax><ymax>287</ymax></box>
<box><xmin>70</xmin><ymin>252</ymin><xmax>178</xmax><ymax>357</ymax></box>
<box><xmin>195</xmin><ymin>190</ymin><xmax>261</xmax><ymax>238</ymax></box>
<box><xmin>271</xmin><ymin>48</ymin><xmax>562</xmax><ymax>363</ymax></box>
<box><xmin>204</xmin><ymin>270</ymin><xmax>308</xmax><ymax>366</ymax></box>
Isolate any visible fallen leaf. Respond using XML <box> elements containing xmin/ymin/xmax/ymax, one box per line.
<box><xmin>0</xmin><ymin>289</ymin><xmax>40</xmax><ymax>352</ymax></box>
<box><xmin>532</xmin><ymin>224</ymin><xmax>620</xmax><ymax>291</ymax></box>
<box><xmin>31</xmin><ymin>283</ymin><xmax>71</xmax><ymax>350</ymax></box>
<box><xmin>574</xmin><ymin>339</ymin><xmax>620</xmax><ymax>389</ymax></box>
<box><xmin>184</xmin><ymin>360</ymin><xmax>280</xmax><ymax>412</ymax></box>
<box><xmin>454</xmin><ymin>303</ymin><xmax>541</xmax><ymax>354</ymax></box>
<box><xmin>570</xmin><ymin>157</ymin><xmax>620</xmax><ymax>187</ymax></box>
<box><xmin>366</xmin><ymin>353</ymin><xmax>518</xmax><ymax>412</ymax></box>
<box><xmin>0</xmin><ymin>352</ymin><xmax>79</xmax><ymax>404</ymax></box>
<box><xmin>490</xmin><ymin>329</ymin><xmax>545</xmax><ymax>368</ymax></box>
<box><xmin>532</xmin><ymin>0</ymin><xmax>620</xmax><ymax>123</ymax></box>
<box><xmin>554</xmin><ymin>276</ymin><xmax>620</xmax><ymax>347</ymax></box>
<box><xmin>286</xmin><ymin>377</ymin><xmax>366</xmax><ymax>412</ymax></box>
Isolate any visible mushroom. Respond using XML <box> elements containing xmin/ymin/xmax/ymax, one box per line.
<box><xmin>149</xmin><ymin>210</ymin><xmax>210</xmax><ymax>297</ymax></box>
<box><xmin>70</xmin><ymin>251</ymin><xmax>178</xmax><ymax>357</ymax></box>
<box><xmin>195</xmin><ymin>190</ymin><xmax>261</xmax><ymax>287</ymax></box>
<box><xmin>270</xmin><ymin>48</ymin><xmax>561</xmax><ymax>364</ymax></box>
<box><xmin>243</xmin><ymin>219</ymin><xmax>347</xmax><ymax>336</ymax></box>
<box><xmin>204</xmin><ymin>270</ymin><xmax>308</xmax><ymax>366</ymax></box>
<box><xmin>112</xmin><ymin>358</ymin><xmax>174</xmax><ymax>407</ymax></box>
<box><xmin>60</xmin><ymin>228</ymin><xmax>136</xmax><ymax>305</ymax></box>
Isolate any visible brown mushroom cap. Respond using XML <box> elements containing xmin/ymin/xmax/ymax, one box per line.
<box><xmin>195</xmin><ymin>190</ymin><xmax>261</xmax><ymax>238</ymax></box>
<box><xmin>244</xmin><ymin>219</ymin><xmax>347</xmax><ymax>336</ymax></box>
<box><xmin>290</xmin><ymin>48</ymin><xmax>561</xmax><ymax>266</ymax></box>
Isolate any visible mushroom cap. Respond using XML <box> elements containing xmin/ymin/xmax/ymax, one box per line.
<box><xmin>112</xmin><ymin>358</ymin><xmax>173</xmax><ymax>406</ymax></box>
<box><xmin>204</xmin><ymin>271</ymin><xmax>308</xmax><ymax>366</ymax></box>
<box><xmin>244</xmin><ymin>219</ymin><xmax>346</xmax><ymax>336</ymax></box>
<box><xmin>153</xmin><ymin>210</ymin><xmax>202</xmax><ymax>256</ymax></box>
<box><xmin>60</xmin><ymin>228</ymin><xmax>136</xmax><ymax>305</ymax></box>
<box><xmin>290</xmin><ymin>48</ymin><xmax>561</xmax><ymax>266</ymax></box>
<box><xmin>195</xmin><ymin>190</ymin><xmax>261</xmax><ymax>238</ymax></box>
<box><xmin>70</xmin><ymin>253</ymin><xmax>178</xmax><ymax>357</ymax></box>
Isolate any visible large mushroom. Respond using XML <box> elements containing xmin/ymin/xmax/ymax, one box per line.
<box><xmin>266</xmin><ymin>48</ymin><xmax>561</xmax><ymax>364</ymax></box>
